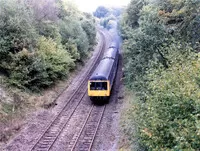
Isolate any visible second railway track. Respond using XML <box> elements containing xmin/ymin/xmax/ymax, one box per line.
<box><xmin>30</xmin><ymin>30</ymin><xmax>108</xmax><ymax>151</ymax></box>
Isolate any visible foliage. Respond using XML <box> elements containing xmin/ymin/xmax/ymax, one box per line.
<box><xmin>81</xmin><ymin>13</ymin><xmax>97</xmax><ymax>50</ymax></box>
<box><xmin>64</xmin><ymin>40</ymin><xmax>80</xmax><ymax>61</ymax></box>
<box><xmin>122</xmin><ymin>4</ymin><xmax>169</xmax><ymax>89</ymax></box>
<box><xmin>126</xmin><ymin>0</ymin><xmax>146</xmax><ymax>28</ymax></box>
<box><xmin>95</xmin><ymin>6</ymin><xmax>123</xmax><ymax>30</ymax></box>
<box><xmin>94</xmin><ymin>6</ymin><xmax>124</xmax><ymax>19</ymax></box>
<box><xmin>36</xmin><ymin>21</ymin><xmax>62</xmax><ymax>44</ymax></box>
<box><xmin>0</xmin><ymin>0</ymin><xmax>37</xmax><ymax>58</ymax></box>
<box><xmin>100</xmin><ymin>15</ymin><xmax>118</xmax><ymax>29</ymax></box>
<box><xmin>26</xmin><ymin>0</ymin><xmax>59</xmax><ymax>22</ymax></box>
<box><xmin>121</xmin><ymin>0</ymin><xmax>200</xmax><ymax>150</ymax></box>
<box><xmin>37</xmin><ymin>37</ymin><xmax>75</xmax><ymax>78</ymax></box>
<box><xmin>93</xmin><ymin>6</ymin><xmax>109</xmax><ymax>18</ymax></box>
<box><xmin>8</xmin><ymin>49</ymin><xmax>47</xmax><ymax>90</ymax></box>
<box><xmin>121</xmin><ymin>0</ymin><xmax>200</xmax><ymax>92</ymax></box>
<box><xmin>59</xmin><ymin>17</ymin><xmax>89</xmax><ymax>59</ymax></box>
<box><xmin>157</xmin><ymin>0</ymin><xmax>200</xmax><ymax>49</ymax></box>
<box><xmin>136</xmin><ymin>45</ymin><xmax>200</xmax><ymax>150</ymax></box>
<box><xmin>0</xmin><ymin>0</ymin><xmax>97</xmax><ymax>91</ymax></box>
<box><xmin>8</xmin><ymin>37</ymin><xmax>74</xmax><ymax>91</ymax></box>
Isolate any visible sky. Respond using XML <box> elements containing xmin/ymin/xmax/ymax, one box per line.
<box><xmin>73</xmin><ymin>0</ymin><xmax>131</xmax><ymax>12</ymax></box>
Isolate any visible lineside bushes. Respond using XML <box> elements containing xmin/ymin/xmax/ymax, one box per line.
<box><xmin>135</xmin><ymin>44</ymin><xmax>200</xmax><ymax>150</ymax></box>
<box><xmin>121</xmin><ymin>0</ymin><xmax>200</xmax><ymax>150</ymax></box>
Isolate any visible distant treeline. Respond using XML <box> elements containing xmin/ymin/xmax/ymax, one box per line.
<box><xmin>121</xmin><ymin>0</ymin><xmax>200</xmax><ymax>150</ymax></box>
<box><xmin>94</xmin><ymin>6</ymin><xmax>123</xmax><ymax>29</ymax></box>
<box><xmin>94</xmin><ymin>6</ymin><xmax>123</xmax><ymax>18</ymax></box>
<box><xmin>0</xmin><ymin>0</ymin><xmax>96</xmax><ymax>91</ymax></box>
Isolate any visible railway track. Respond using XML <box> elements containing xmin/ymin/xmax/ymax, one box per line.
<box><xmin>70</xmin><ymin>105</ymin><xmax>106</xmax><ymax>151</ymax></box>
<box><xmin>30</xmin><ymin>30</ymin><xmax>108</xmax><ymax>151</ymax></box>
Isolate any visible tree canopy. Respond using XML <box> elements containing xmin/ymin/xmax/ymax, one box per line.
<box><xmin>121</xmin><ymin>0</ymin><xmax>200</xmax><ymax>150</ymax></box>
<box><xmin>0</xmin><ymin>0</ymin><xmax>96</xmax><ymax>91</ymax></box>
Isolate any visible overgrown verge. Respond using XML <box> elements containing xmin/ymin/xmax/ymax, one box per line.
<box><xmin>120</xmin><ymin>0</ymin><xmax>200</xmax><ymax>150</ymax></box>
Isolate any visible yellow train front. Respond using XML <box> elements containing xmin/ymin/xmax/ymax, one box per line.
<box><xmin>88</xmin><ymin>42</ymin><xmax>119</xmax><ymax>102</ymax></box>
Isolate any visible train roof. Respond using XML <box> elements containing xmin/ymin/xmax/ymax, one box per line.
<box><xmin>103</xmin><ymin>47</ymin><xmax>118</xmax><ymax>60</ymax></box>
<box><xmin>89</xmin><ymin>59</ymin><xmax>114</xmax><ymax>80</ymax></box>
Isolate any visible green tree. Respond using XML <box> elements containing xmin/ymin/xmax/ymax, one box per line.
<box><xmin>121</xmin><ymin>0</ymin><xmax>200</xmax><ymax>150</ymax></box>
<box><xmin>94</xmin><ymin>6</ymin><xmax>109</xmax><ymax>18</ymax></box>
<box><xmin>0</xmin><ymin>0</ymin><xmax>37</xmax><ymax>56</ymax></box>
<box><xmin>126</xmin><ymin>0</ymin><xmax>146</xmax><ymax>28</ymax></box>
<box><xmin>81</xmin><ymin>13</ymin><xmax>96</xmax><ymax>50</ymax></box>
<box><xmin>0</xmin><ymin>0</ymin><xmax>97</xmax><ymax>91</ymax></box>
<box><xmin>8</xmin><ymin>37</ymin><xmax>74</xmax><ymax>91</ymax></box>
<box><xmin>0</xmin><ymin>0</ymin><xmax>38</xmax><ymax>76</ymax></box>
<box><xmin>59</xmin><ymin>17</ymin><xmax>89</xmax><ymax>59</ymax></box>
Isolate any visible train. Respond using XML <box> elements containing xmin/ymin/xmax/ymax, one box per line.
<box><xmin>88</xmin><ymin>40</ymin><xmax>119</xmax><ymax>102</ymax></box>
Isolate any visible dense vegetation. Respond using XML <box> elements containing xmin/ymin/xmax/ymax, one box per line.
<box><xmin>94</xmin><ymin>6</ymin><xmax>123</xmax><ymax>29</ymax></box>
<box><xmin>121</xmin><ymin>0</ymin><xmax>200</xmax><ymax>150</ymax></box>
<box><xmin>94</xmin><ymin>6</ymin><xmax>123</xmax><ymax>18</ymax></box>
<box><xmin>0</xmin><ymin>0</ymin><xmax>96</xmax><ymax>91</ymax></box>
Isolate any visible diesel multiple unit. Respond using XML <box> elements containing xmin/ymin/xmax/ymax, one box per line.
<box><xmin>88</xmin><ymin>41</ymin><xmax>119</xmax><ymax>101</ymax></box>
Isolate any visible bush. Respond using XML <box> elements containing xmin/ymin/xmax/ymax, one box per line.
<box><xmin>36</xmin><ymin>21</ymin><xmax>62</xmax><ymax>44</ymax></box>
<box><xmin>64</xmin><ymin>39</ymin><xmax>80</xmax><ymax>61</ymax></box>
<box><xmin>81</xmin><ymin>14</ymin><xmax>96</xmax><ymax>50</ymax></box>
<box><xmin>8</xmin><ymin>37</ymin><xmax>74</xmax><ymax>91</ymax></box>
<box><xmin>36</xmin><ymin>37</ymin><xmax>75</xmax><ymax>81</ymax></box>
<box><xmin>59</xmin><ymin>18</ymin><xmax>89</xmax><ymax>59</ymax></box>
<box><xmin>8</xmin><ymin>49</ymin><xmax>49</xmax><ymax>90</ymax></box>
<box><xmin>122</xmin><ymin>4</ymin><xmax>170</xmax><ymax>90</ymax></box>
<box><xmin>134</xmin><ymin>43</ymin><xmax>200</xmax><ymax>150</ymax></box>
<box><xmin>121</xmin><ymin>0</ymin><xmax>200</xmax><ymax>150</ymax></box>
<box><xmin>0</xmin><ymin>0</ymin><xmax>37</xmax><ymax>55</ymax></box>
<box><xmin>0</xmin><ymin>0</ymin><xmax>38</xmax><ymax>76</ymax></box>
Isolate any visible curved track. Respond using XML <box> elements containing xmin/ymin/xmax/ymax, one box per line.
<box><xmin>30</xmin><ymin>30</ymin><xmax>108</xmax><ymax>151</ymax></box>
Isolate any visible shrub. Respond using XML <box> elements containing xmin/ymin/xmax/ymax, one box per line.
<box><xmin>122</xmin><ymin>4</ymin><xmax>169</xmax><ymax>90</ymax></box>
<box><xmin>8</xmin><ymin>37</ymin><xmax>74</xmax><ymax>91</ymax></box>
<box><xmin>0</xmin><ymin>0</ymin><xmax>37</xmax><ymax>75</ymax></box>
<box><xmin>135</xmin><ymin>44</ymin><xmax>200</xmax><ymax>150</ymax></box>
<box><xmin>36</xmin><ymin>21</ymin><xmax>62</xmax><ymax>44</ymax></box>
<box><xmin>81</xmin><ymin>14</ymin><xmax>96</xmax><ymax>50</ymax></box>
<box><xmin>64</xmin><ymin>39</ymin><xmax>80</xmax><ymax>61</ymax></box>
<box><xmin>36</xmin><ymin>37</ymin><xmax>75</xmax><ymax>81</ymax></box>
<box><xmin>121</xmin><ymin>0</ymin><xmax>200</xmax><ymax>150</ymax></box>
<box><xmin>0</xmin><ymin>0</ymin><xmax>37</xmax><ymax>55</ymax></box>
<box><xmin>59</xmin><ymin>18</ymin><xmax>89</xmax><ymax>59</ymax></box>
<box><xmin>8</xmin><ymin>49</ymin><xmax>49</xmax><ymax>90</ymax></box>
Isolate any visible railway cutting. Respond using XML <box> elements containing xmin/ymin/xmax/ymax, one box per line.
<box><xmin>5</xmin><ymin>29</ymin><xmax>123</xmax><ymax>151</ymax></box>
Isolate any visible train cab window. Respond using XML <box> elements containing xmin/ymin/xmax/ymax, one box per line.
<box><xmin>96</xmin><ymin>82</ymin><xmax>102</xmax><ymax>90</ymax></box>
<box><xmin>102</xmin><ymin>82</ymin><xmax>107</xmax><ymax>90</ymax></box>
<box><xmin>90</xmin><ymin>82</ymin><xmax>96</xmax><ymax>90</ymax></box>
<box><xmin>90</xmin><ymin>82</ymin><xmax>107</xmax><ymax>90</ymax></box>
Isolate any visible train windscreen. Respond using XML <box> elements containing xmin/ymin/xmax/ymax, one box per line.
<box><xmin>90</xmin><ymin>82</ymin><xmax>107</xmax><ymax>90</ymax></box>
